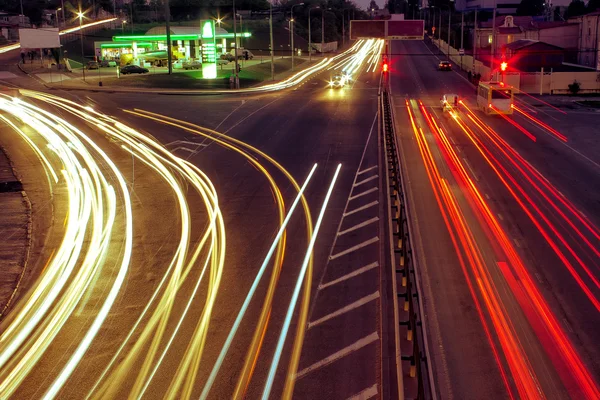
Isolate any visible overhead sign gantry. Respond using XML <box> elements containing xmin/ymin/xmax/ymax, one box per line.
<box><xmin>350</xmin><ymin>20</ymin><xmax>425</xmax><ymax>40</ymax></box>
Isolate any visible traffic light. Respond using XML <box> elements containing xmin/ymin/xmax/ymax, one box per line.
<box><xmin>500</xmin><ymin>61</ymin><xmax>508</xmax><ymax>72</ymax></box>
<box><xmin>382</xmin><ymin>62</ymin><xmax>388</xmax><ymax>73</ymax></box>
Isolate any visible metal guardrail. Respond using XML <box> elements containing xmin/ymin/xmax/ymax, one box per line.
<box><xmin>380</xmin><ymin>87</ymin><xmax>431</xmax><ymax>400</ymax></box>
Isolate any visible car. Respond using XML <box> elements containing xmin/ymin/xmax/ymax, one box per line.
<box><xmin>438</xmin><ymin>61</ymin><xmax>452</xmax><ymax>71</ymax></box>
<box><xmin>329</xmin><ymin>74</ymin><xmax>346</xmax><ymax>88</ymax></box>
<box><xmin>120</xmin><ymin>65</ymin><xmax>149</xmax><ymax>75</ymax></box>
<box><xmin>217</xmin><ymin>58</ymin><xmax>230</xmax><ymax>65</ymax></box>
<box><xmin>183</xmin><ymin>60</ymin><xmax>202</xmax><ymax>70</ymax></box>
<box><xmin>100</xmin><ymin>60</ymin><xmax>117</xmax><ymax>67</ymax></box>
<box><xmin>86</xmin><ymin>61</ymin><xmax>99</xmax><ymax>70</ymax></box>
<box><xmin>342</xmin><ymin>71</ymin><xmax>352</xmax><ymax>82</ymax></box>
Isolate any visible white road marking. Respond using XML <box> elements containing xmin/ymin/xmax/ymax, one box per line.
<box><xmin>308</xmin><ymin>292</ymin><xmax>380</xmax><ymax>329</ymax></box>
<box><xmin>344</xmin><ymin>201</ymin><xmax>379</xmax><ymax>217</ymax></box>
<box><xmin>338</xmin><ymin>217</ymin><xmax>379</xmax><ymax>236</ymax></box>
<box><xmin>295</xmin><ymin>332</ymin><xmax>379</xmax><ymax>380</ymax></box>
<box><xmin>346</xmin><ymin>384</ymin><xmax>378</xmax><ymax>400</ymax></box>
<box><xmin>349</xmin><ymin>187</ymin><xmax>378</xmax><ymax>201</ymax></box>
<box><xmin>319</xmin><ymin>262</ymin><xmax>379</xmax><ymax>290</ymax></box>
<box><xmin>354</xmin><ymin>174</ymin><xmax>379</xmax><ymax>187</ymax></box>
<box><xmin>357</xmin><ymin>165</ymin><xmax>378</xmax><ymax>175</ymax></box>
<box><xmin>330</xmin><ymin>237</ymin><xmax>379</xmax><ymax>260</ymax></box>
<box><xmin>462</xmin><ymin>157</ymin><xmax>478</xmax><ymax>181</ymax></box>
<box><xmin>514</xmin><ymin>238</ymin><xmax>522</xmax><ymax>248</ymax></box>
<box><xmin>497</xmin><ymin>213</ymin><xmax>504</xmax><ymax>221</ymax></box>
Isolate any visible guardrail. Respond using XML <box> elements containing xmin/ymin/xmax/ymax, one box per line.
<box><xmin>380</xmin><ymin>85</ymin><xmax>432</xmax><ymax>400</ymax></box>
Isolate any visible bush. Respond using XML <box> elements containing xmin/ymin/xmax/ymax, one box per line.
<box><xmin>568</xmin><ymin>80</ymin><xmax>581</xmax><ymax>95</ymax></box>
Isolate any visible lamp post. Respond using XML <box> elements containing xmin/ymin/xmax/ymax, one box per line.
<box><xmin>233</xmin><ymin>0</ymin><xmax>239</xmax><ymax>89</ymax></box>
<box><xmin>61</xmin><ymin>0</ymin><xmax>65</xmax><ymax>27</ymax></box>
<box><xmin>291</xmin><ymin>3</ymin><xmax>305</xmax><ymax>71</ymax></box>
<box><xmin>270</xmin><ymin>1</ymin><xmax>274</xmax><ymax>80</ymax></box>
<box><xmin>122</xmin><ymin>20</ymin><xmax>126</xmax><ymax>33</ymax></box>
<box><xmin>308</xmin><ymin>6</ymin><xmax>320</xmax><ymax>62</ymax></box>
<box><xmin>322</xmin><ymin>7</ymin><xmax>331</xmax><ymax>56</ymax></box>
<box><xmin>236</xmin><ymin>13</ymin><xmax>243</xmax><ymax>50</ymax></box>
<box><xmin>55</xmin><ymin>8</ymin><xmax>61</xmax><ymax>27</ymax></box>
<box><xmin>77</xmin><ymin>10</ymin><xmax>86</xmax><ymax>82</ymax></box>
<box><xmin>342</xmin><ymin>8</ymin><xmax>351</xmax><ymax>49</ymax></box>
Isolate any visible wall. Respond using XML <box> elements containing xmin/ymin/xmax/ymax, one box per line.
<box><xmin>432</xmin><ymin>37</ymin><xmax>600</xmax><ymax>93</ymax></box>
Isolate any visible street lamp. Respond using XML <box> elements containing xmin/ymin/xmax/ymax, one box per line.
<box><xmin>308</xmin><ymin>6</ymin><xmax>320</xmax><ymax>62</ymax></box>
<box><xmin>342</xmin><ymin>8</ymin><xmax>351</xmax><ymax>49</ymax></box>
<box><xmin>322</xmin><ymin>7</ymin><xmax>332</xmax><ymax>57</ymax></box>
<box><xmin>236</xmin><ymin>13</ymin><xmax>243</xmax><ymax>50</ymax></box>
<box><xmin>290</xmin><ymin>2</ymin><xmax>304</xmax><ymax>71</ymax></box>
<box><xmin>269</xmin><ymin>1</ymin><xmax>274</xmax><ymax>80</ymax></box>
<box><xmin>216</xmin><ymin>17</ymin><xmax>222</xmax><ymax>28</ymax></box>
<box><xmin>121</xmin><ymin>20</ymin><xmax>127</xmax><ymax>33</ymax></box>
<box><xmin>77</xmin><ymin>10</ymin><xmax>86</xmax><ymax>82</ymax></box>
<box><xmin>55</xmin><ymin>8</ymin><xmax>62</xmax><ymax>27</ymax></box>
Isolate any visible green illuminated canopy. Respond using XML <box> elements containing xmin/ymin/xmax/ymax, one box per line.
<box><xmin>101</xmin><ymin>42</ymin><xmax>152</xmax><ymax>48</ymax></box>
<box><xmin>112</xmin><ymin>32</ymin><xmax>251</xmax><ymax>42</ymax></box>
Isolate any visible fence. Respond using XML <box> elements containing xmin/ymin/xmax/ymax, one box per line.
<box><xmin>432</xmin><ymin>38</ymin><xmax>600</xmax><ymax>94</ymax></box>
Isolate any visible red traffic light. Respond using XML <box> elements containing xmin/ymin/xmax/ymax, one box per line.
<box><xmin>500</xmin><ymin>61</ymin><xmax>508</xmax><ymax>72</ymax></box>
<box><xmin>382</xmin><ymin>63</ymin><xmax>388</xmax><ymax>73</ymax></box>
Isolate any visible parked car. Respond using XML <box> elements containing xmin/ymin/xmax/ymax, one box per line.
<box><xmin>438</xmin><ymin>61</ymin><xmax>452</xmax><ymax>71</ymax></box>
<box><xmin>86</xmin><ymin>61</ymin><xmax>99</xmax><ymax>70</ymax></box>
<box><xmin>172</xmin><ymin>59</ymin><xmax>185</xmax><ymax>69</ymax></box>
<box><xmin>183</xmin><ymin>60</ymin><xmax>202</xmax><ymax>70</ymax></box>
<box><xmin>120</xmin><ymin>65</ymin><xmax>149</xmax><ymax>74</ymax></box>
<box><xmin>221</xmin><ymin>53</ymin><xmax>235</xmax><ymax>62</ymax></box>
<box><xmin>230</xmin><ymin>48</ymin><xmax>254</xmax><ymax>60</ymax></box>
<box><xmin>217</xmin><ymin>58</ymin><xmax>230</xmax><ymax>65</ymax></box>
<box><xmin>100</xmin><ymin>60</ymin><xmax>117</xmax><ymax>67</ymax></box>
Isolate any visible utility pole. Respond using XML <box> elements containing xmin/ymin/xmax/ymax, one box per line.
<box><xmin>438</xmin><ymin>9</ymin><xmax>442</xmax><ymax>55</ymax></box>
<box><xmin>291</xmin><ymin>3</ymin><xmax>304</xmax><ymax>71</ymax></box>
<box><xmin>490</xmin><ymin>6</ymin><xmax>496</xmax><ymax>74</ymax></box>
<box><xmin>233</xmin><ymin>0</ymin><xmax>239</xmax><ymax>89</ymax></box>
<box><xmin>322</xmin><ymin>7</ymin><xmax>325</xmax><ymax>57</ymax></box>
<box><xmin>270</xmin><ymin>2</ymin><xmax>274</xmax><ymax>80</ymax></box>
<box><xmin>165</xmin><ymin>0</ymin><xmax>172</xmax><ymax>74</ymax></box>
<box><xmin>460</xmin><ymin>11</ymin><xmax>464</xmax><ymax>69</ymax></box>
<box><xmin>447</xmin><ymin>9</ymin><xmax>451</xmax><ymax>59</ymax></box>
<box><xmin>473</xmin><ymin>10</ymin><xmax>477</xmax><ymax>65</ymax></box>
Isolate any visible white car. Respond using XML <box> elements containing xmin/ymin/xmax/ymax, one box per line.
<box><xmin>329</xmin><ymin>74</ymin><xmax>346</xmax><ymax>88</ymax></box>
<box><xmin>441</xmin><ymin>93</ymin><xmax>459</xmax><ymax>112</ymax></box>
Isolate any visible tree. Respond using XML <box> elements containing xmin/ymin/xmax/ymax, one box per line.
<box><xmin>565</xmin><ymin>0</ymin><xmax>586</xmax><ymax>18</ymax></box>
<box><xmin>369</xmin><ymin>0</ymin><xmax>379</xmax><ymax>10</ymax></box>
<box><xmin>587</xmin><ymin>0</ymin><xmax>600</xmax><ymax>12</ymax></box>
<box><xmin>516</xmin><ymin>0</ymin><xmax>544</xmax><ymax>16</ymax></box>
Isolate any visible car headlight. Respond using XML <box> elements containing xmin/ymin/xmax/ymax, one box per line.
<box><xmin>329</xmin><ymin>81</ymin><xmax>334</xmax><ymax>86</ymax></box>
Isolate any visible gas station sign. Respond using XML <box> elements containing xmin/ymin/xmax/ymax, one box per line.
<box><xmin>201</xmin><ymin>20</ymin><xmax>217</xmax><ymax>78</ymax></box>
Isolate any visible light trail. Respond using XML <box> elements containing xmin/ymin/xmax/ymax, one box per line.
<box><xmin>262</xmin><ymin>163</ymin><xmax>342</xmax><ymax>400</ymax></box>
<box><xmin>199</xmin><ymin>164</ymin><xmax>318</xmax><ymax>400</ymax></box>
<box><xmin>445</xmin><ymin>101</ymin><xmax>600</xmax><ymax>398</ymax></box>
<box><xmin>124</xmin><ymin>109</ymin><xmax>319</xmax><ymax>399</ymax></box>
<box><xmin>0</xmin><ymin>90</ymin><xmax>227</xmax><ymax>399</ymax></box>
<box><xmin>512</xmin><ymin>105</ymin><xmax>568</xmax><ymax>142</ymax></box>
<box><xmin>0</xmin><ymin>18</ymin><xmax>116</xmax><ymax>54</ymax></box>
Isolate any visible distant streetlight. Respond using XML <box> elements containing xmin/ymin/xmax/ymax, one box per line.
<box><xmin>55</xmin><ymin>8</ymin><xmax>62</xmax><ymax>27</ymax></box>
<box><xmin>121</xmin><ymin>19</ymin><xmax>126</xmax><ymax>33</ymax></box>
<box><xmin>216</xmin><ymin>17</ymin><xmax>222</xmax><ymax>28</ymax></box>
<box><xmin>77</xmin><ymin>10</ymin><xmax>86</xmax><ymax>82</ymax></box>
<box><xmin>308</xmin><ymin>6</ymin><xmax>320</xmax><ymax>62</ymax></box>
<box><xmin>290</xmin><ymin>3</ymin><xmax>304</xmax><ymax>71</ymax></box>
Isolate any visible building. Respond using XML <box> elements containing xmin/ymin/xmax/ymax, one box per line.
<box><xmin>503</xmin><ymin>39</ymin><xmax>564</xmax><ymax>71</ymax></box>
<box><xmin>569</xmin><ymin>11</ymin><xmax>600</xmax><ymax>69</ymax></box>
<box><xmin>456</xmin><ymin>0</ymin><xmax>521</xmax><ymax>15</ymax></box>
<box><xmin>475</xmin><ymin>15</ymin><xmax>579</xmax><ymax>63</ymax></box>
<box><xmin>95</xmin><ymin>22</ymin><xmax>252</xmax><ymax>78</ymax></box>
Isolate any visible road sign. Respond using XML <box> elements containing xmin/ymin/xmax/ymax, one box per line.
<box><xmin>350</xmin><ymin>20</ymin><xmax>386</xmax><ymax>40</ymax></box>
<box><xmin>459</xmin><ymin>48</ymin><xmax>465</xmax><ymax>56</ymax></box>
<box><xmin>387</xmin><ymin>20</ymin><xmax>424</xmax><ymax>40</ymax></box>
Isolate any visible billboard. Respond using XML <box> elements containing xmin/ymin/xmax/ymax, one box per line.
<box><xmin>350</xmin><ymin>20</ymin><xmax>386</xmax><ymax>40</ymax></box>
<box><xmin>349</xmin><ymin>20</ymin><xmax>424</xmax><ymax>40</ymax></box>
<box><xmin>19</xmin><ymin>28</ymin><xmax>60</xmax><ymax>49</ymax></box>
<box><xmin>387</xmin><ymin>20</ymin><xmax>424</xmax><ymax>40</ymax></box>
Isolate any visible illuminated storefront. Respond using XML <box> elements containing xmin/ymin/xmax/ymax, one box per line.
<box><xmin>95</xmin><ymin>23</ymin><xmax>251</xmax><ymax>77</ymax></box>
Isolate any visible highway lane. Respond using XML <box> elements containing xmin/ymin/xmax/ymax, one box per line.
<box><xmin>390</xmin><ymin>39</ymin><xmax>600</xmax><ymax>399</ymax></box>
<box><xmin>0</xmin><ymin>40</ymin><xmax>387</xmax><ymax>399</ymax></box>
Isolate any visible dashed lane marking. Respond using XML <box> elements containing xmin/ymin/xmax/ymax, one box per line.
<box><xmin>329</xmin><ymin>237</ymin><xmax>379</xmax><ymax>261</ymax></box>
<box><xmin>337</xmin><ymin>217</ymin><xmax>379</xmax><ymax>237</ymax></box>
<box><xmin>346</xmin><ymin>384</ymin><xmax>378</xmax><ymax>400</ymax></box>
<box><xmin>295</xmin><ymin>331</ymin><xmax>380</xmax><ymax>380</ymax></box>
<box><xmin>357</xmin><ymin>165</ymin><xmax>378</xmax><ymax>175</ymax></box>
<box><xmin>344</xmin><ymin>201</ymin><xmax>379</xmax><ymax>217</ymax></box>
<box><xmin>318</xmin><ymin>262</ymin><xmax>379</xmax><ymax>291</ymax></box>
<box><xmin>308</xmin><ymin>292</ymin><xmax>380</xmax><ymax>329</ymax></box>
<box><xmin>349</xmin><ymin>187</ymin><xmax>378</xmax><ymax>201</ymax></box>
<box><xmin>353</xmin><ymin>174</ymin><xmax>379</xmax><ymax>188</ymax></box>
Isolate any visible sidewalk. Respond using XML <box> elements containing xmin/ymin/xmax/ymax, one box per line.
<box><xmin>0</xmin><ymin>144</ymin><xmax>31</xmax><ymax>320</ymax></box>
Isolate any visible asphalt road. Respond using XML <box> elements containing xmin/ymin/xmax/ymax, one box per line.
<box><xmin>0</xmin><ymin>43</ymin><xmax>388</xmax><ymax>399</ymax></box>
<box><xmin>390</xmin><ymin>39</ymin><xmax>600</xmax><ymax>399</ymax></box>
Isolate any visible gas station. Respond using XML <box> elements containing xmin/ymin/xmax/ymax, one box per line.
<box><xmin>94</xmin><ymin>20</ymin><xmax>251</xmax><ymax>79</ymax></box>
